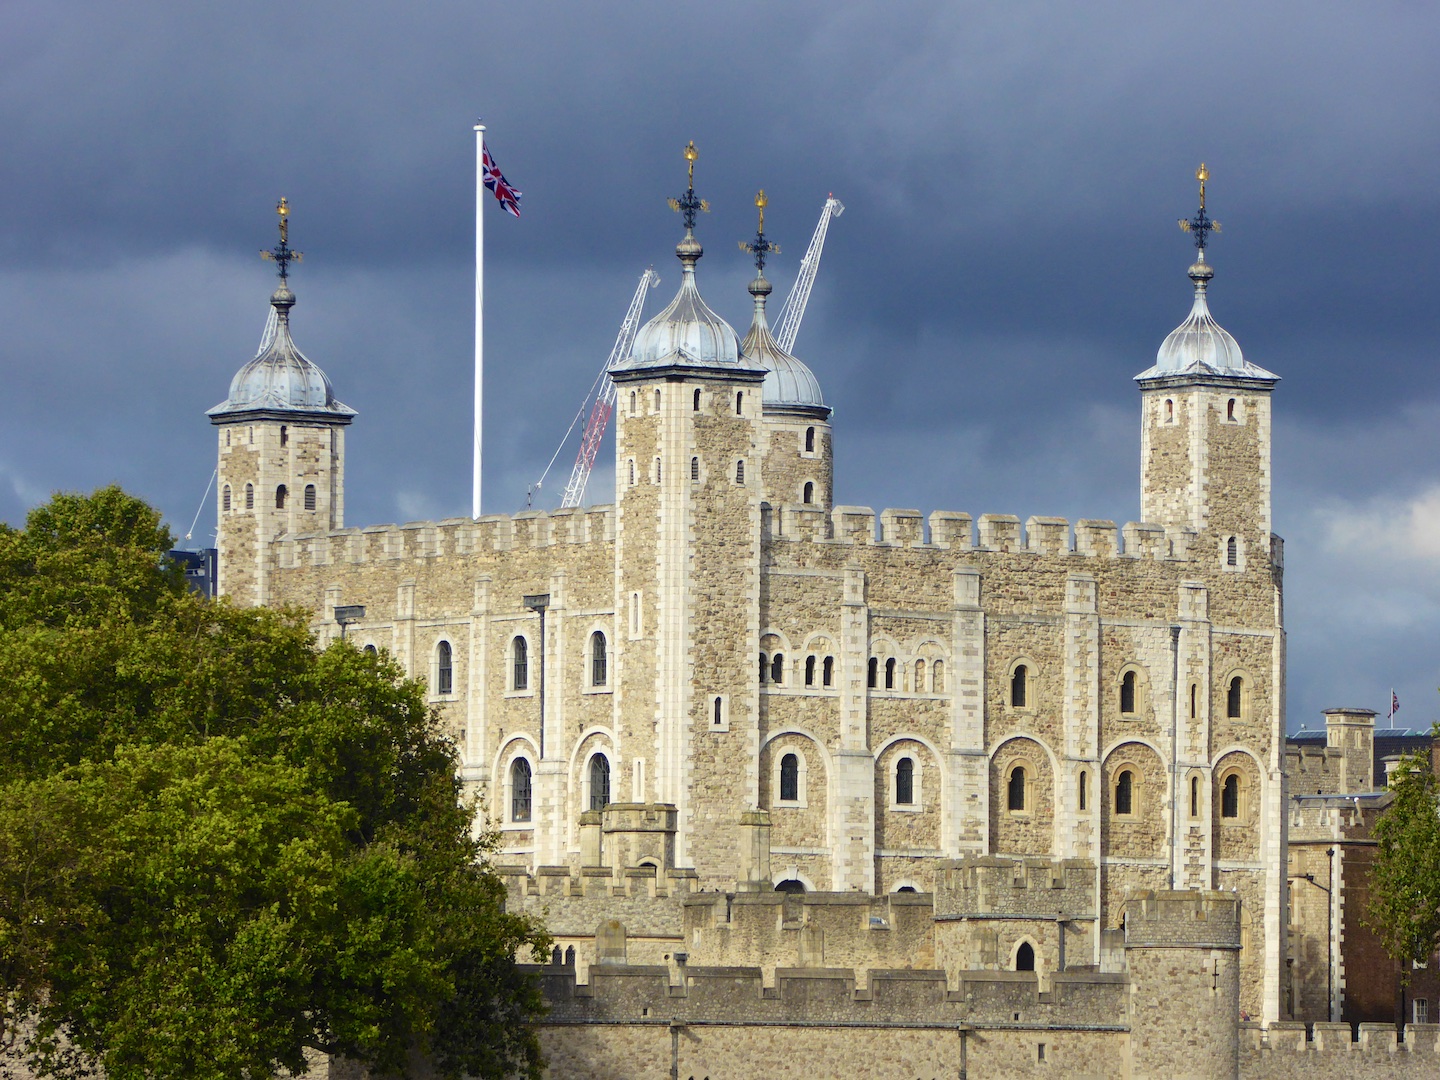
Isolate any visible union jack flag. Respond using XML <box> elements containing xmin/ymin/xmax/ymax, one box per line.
<box><xmin>482</xmin><ymin>142</ymin><xmax>522</xmax><ymax>218</ymax></box>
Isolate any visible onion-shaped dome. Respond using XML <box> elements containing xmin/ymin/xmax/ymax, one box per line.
<box><xmin>208</xmin><ymin>285</ymin><xmax>356</xmax><ymax>423</ymax></box>
<box><xmin>740</xmin><ymin>275</ymin><xmax>830</xmax><ymax>418</ymax></box>
<box><xmin>613</xmin><ymin>234</ymin><xmax>759</xmax><ymax>375</ymax></box>
<box><xmin>1136</xmin><ymin>256</ymin><xmax>1277</xmax><ymax>383</ymax></box>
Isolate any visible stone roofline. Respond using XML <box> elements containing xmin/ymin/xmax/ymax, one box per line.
<box><xmin>261</xmin><ymin>501</ymin><xmax>1280</xmax><ymax>572</ymax></box>
<box><xmin>1241</xmin><ymin>1021</ymin><xmax>1440</xmax><ymax>1058</ymax></box>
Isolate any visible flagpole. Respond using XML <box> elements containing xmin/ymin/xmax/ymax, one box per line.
<box><xmin>473</xmin><ymin>121</ymin><xmax>485</xmax><ymax>520</ymax></box>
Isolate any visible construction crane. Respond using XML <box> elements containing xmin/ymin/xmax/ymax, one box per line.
<box><xmin>552</xmin><ymin>268</ymin><xmax>661</xmax><ymax>508</ymax></box>
<box><xmin>773</xmin><ymin>195</ymin><xmax>844</xmax><ymax>355</ymax></box>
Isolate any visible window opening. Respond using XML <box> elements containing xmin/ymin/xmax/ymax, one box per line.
<box><xmin>589</xmin><ymin>755</ymin><xmax>611</xmax><ymax>810</ymax></box>
<box><xmin>896</xmin><ymin>758</ymin><xmax>914</xmax><ymax>805</ymax></box>
<box><xmin>691</xmin><ymin>456</ymin><xmax>700</xmax><ymax>481</ymax></box>
<box><xmin>932</xmin><ymin>659</ymin><xmax>944</xmax><ymax>692</ymax></box>
<box><xmin>759</xmin><ymin>653</ymin><xmax>768</xmax><ymax>683</ymax></box>
<box><xmin>628</xmin><ymin>460</ymin><xmax>636</xmax><ymax>486</ymax></box>
<box><xmin>736</xmin><ymin>391</ymin><xmax>743</xmax><ymax>415</ymax></box>
<box><xmin>914</xmin><ymin>659</ymin><xmax>926</xmax><ymax>691</ymax></box>
<box><xmin>823</xmin><ymin>656</ymin><xmax>835</xmax><ymax>687</ymax></box>
<box><xmin>867</xmin><ymin>657</ymin><xmax>878</xmax><ymax>688</ymax></box>
<box><xmin>304</xmin><ymin>483</ymin><xmax>316</xmax><ymax>511</ymax></box>
<box><xmin>590</xmin><ymin>631</ymin><xmax>607</xmax><ymax>687</ymax></box>
<box><xmin>884</xmin><ymin>657</ymin><xmax>896</xmax><ymax>689</ymax></box>
<box><xmin>1191</xmin><ymin>775</ymin><xmax>1201</xmax><ymax>817</ymax></box>
<box><xmin>713</xmin><ymin>696</ymin><xmax>723</xmax><ymax>725</ymax></box>
<box><xmin>1227</xmin><ymin>397</ymin><xmax>1236</xmax><ymax>421</ymax></box>
<box><xmin>1008</xmin><ymin>766</ymin><xmax>1026</xmax><ymax>811</ymax></box>
<box><xmin>1120</xmin><ymin>670</ymin><xmax>1137</xmax><ymax>714</ymax></box>
<box><xmin>1227</xmin><ymin>676</ymin><xmax>1243</xmax><ymax>718</ymax></box>
<box><xmin>769</xmin><ymin>653</ymin><xmax>784</xmax><ymax>685</ymax></box>
<box><xmin>511</xmin><ymin>759</ymin><xmax>532</xmax><ymax>822</ymax></box>
<box><xmin>276</xmin><ymin>484</ymin><xmax>288</xmax><ymax>509</ymax></box>
<box><xmin>805</xmin><ymin>655</ymin><xmax>816</xmax><ymax>686</ymax></box>
<box><xmin>803</xmin><ymin>481</ymin><xmax>814</xmax><ymax>504</ymax></box>
<box><xmin>780</xmin><ymin>753</ymin><xmax>799</xmax><ymax>801</ymax></box>
<box><xmin>245</xmin><ymin>483</ymin><xmax>253</xmax><ymax>509</ymax></box>
<box><xmin>565</xmin><ymin>946</ymin><xmax>575</xmax><ymax>965</ymax></box>
<box><xmin>512</xmin><ymin>636</ymin><xmax>529</xmax><ymax>690</ymax></box>
<box><xmin>654</xmin><ymin>388</ymin><xmax>661</xmax><ymax>411</ymax></box>
<box><xmin>1222</xmin><ymin>774</ymin><xmax>1240</xmax><ymax>818</ymax></box>
<box><xmin>654</xmin><ymin>456</ymin><xmax>661</xmax><ymax>483</ymax></box>
<box><xmin>1011</xmin><ymin>664</ymin><xmax>1028</xmax><ymax>708</ymax></box>
<box><xmin>280</xmin><ymin>425</ymin><xmax>288</xmax><ymax>447</ymax></box>
<box><xmin>693</xmin><ymin>388</ymin><xmax>701</xmax><ymax>411</ymax></box>
<box><xmin>805</xmin><ymin>426</ymin><xmax>815</xmax><ymax>452</ymax></box>
<box><xmin>1115</xmin><ymin>769</ymin><xmax>1134</xmax><ymax>815</ymax></box>
<box><xmin>363</xmin><ymin>644</ymin><xmax>377</xmax><ymax>656</ymax></box>
<box><xmin>436</xmin><ymin>640</ymin><xmax>453</xmax><ymax>694</ymax></box>
<box><xmin>630</xmin><ymin>390</ymin><xmax>637</xmax><ymax>414</ymax></box>
<box><xmin>1190</xmin><ymin>682</ymin><xmax>1197</xmax><ymax>719</ymax></box>
<box><xmin>1016</xmin><ymin>942</ymin><xmax>1035</xmax><ymax>971</ymax></box>
<box><xmin>774</xmin><ymin>879</ymin><xmax>805</xmax><ymax>894</ymax></box>
<box><xmin>1226</xmin><ymin>536</ymin><xmax>1238</xmax><ymax>566</ymax></box>
<box><xmin>736</xmin><ymin>460</ymin><xmax>745</xmax><ymax>483</ymax></box>
<box><xmin>1164</xmin><ymin>399</ymin><xmax>1173</xmax><ymax>422</ymax></box>
<box><xmin>222</xmin><ymin>485</ymin><xmax>231</xmax><ymax>512</ymax></box>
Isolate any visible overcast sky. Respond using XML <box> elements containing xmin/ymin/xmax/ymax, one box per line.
<box><xmin>3</xmin><ymin>2</ymin><xmax>1438</xmax><ymax>733</ymax></box>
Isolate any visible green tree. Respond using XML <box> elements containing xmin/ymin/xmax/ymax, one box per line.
<box><xmin>0</xmin><ymin>488</ymin><xmax>548</xmax><ymax>1079</ymax></box>
<box><xmin>1365</xmin><ymin>747</ymin><xmax>1440</xmax><ymax>979</ymax></box>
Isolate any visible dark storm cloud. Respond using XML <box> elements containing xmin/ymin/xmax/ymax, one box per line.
<box><xmin>3</xmin><ymin>1</ymin><xmax>1439</xmax><ymax>729</ymax></box>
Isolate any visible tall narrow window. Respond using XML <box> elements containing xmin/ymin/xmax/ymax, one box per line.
<box><xmin>436</xmin><ymin>640</ymin><xmax>453</xmax><ymax>694</ymax></box>
<box><xmin>823</xmin><ymin>656</ymin><xmax>835</xmax><ymax>687</ymax></box>
<box><xmin>759</xmin><ymin>653</ymin><xmax>768</xmax><ymax>683</ymax></box>
<box><xmin>770</xmin><ymin>653</ymin><xmax>784</xmax><ymax>685</ymax></box>
<box><xmin>1078</xmin><ymin>771</ymin><xmax>1088</xmax><ymax>810</ymax></box>
<box><xmin>915</xmin><ymin>659</ymin><xmax>926</xmax><ymax>691</ymax></box>
<box><xmin>1016</xmin><ymin>942</ymin><xmax>1035</xmax><ymax>972</ymax></box>
<box><xmin>805</xmin><ymin>426</ymin><xmax>816</xmax><ymax>452</ymax></box>
<box><xmin>1164</xmin><ymin>399</ymin><xmax>1174</xmax><ymax>422</ymax></box>
<box><xmin>1222</xmin><ymin>774</ymin><xmax>1240</xmax><ymax>818</ymax></box>
<box><xmin>1008</xmin><ymin>766</ymin><xmax>1026</xmax><ymax>811</ymax></box>
<box><xmin>245</xmin><ymin>483</ymin><xmax>254</xmax><ymax>509</ymax></box>
<box><xmin>654</xmin><ymin>388</ymin><xmax>661</xmax><ymax>411</ymax></box>
<box><xmin>713</xmin><ymin>696</ymin><xmax>723</xmax><ymax>725</ymax></box>
<box><xmin>276</xmin><ymin>484</ymin><xmax>288</xmax><ymax>509</ymax></box>
<box><xmin>780</xmin><ymin>753</ymin><xmax>799</xmax><ymax>802</ymax></box>
<box><xmin>628</xmin><ymin>460</ymin><xmax>636</xmax><ymax>486</ymax></box>
<box><xmin>1190</xmin><ymin>775</ymin><xmax>1201</xmax><ymax>817</ymax></box>
<box><xmin>868</xmin><ymin>657</ymin><xmax>878</xmax><ymax>688</ymax></box>
<box><xmin>1115</xmin><ymin>769</ymin><xmax>1134</xmax><ymax>815</ymax></box>
<box><xmin>805</xmin><ymin>655</ymin><xmax>816</xmax><ymax>686</ymax></box>
<box><xmin>589</xmin><ymin>755</ymin><xmax>610</xmax><ymax>811</ymax></box>
<box><xmin>931</xmin><ymin>659</ymin><xmax>945</xmax><ymax>692</ymax></box>
<box><xmin>693</xmin><ymin>388</ymin><xmax>701</xmax><ymax>411</ymax></box>
<box><xmin>590</xmin><ymin>631</ymin><xmax>607</xmax><ymax>687</ymax></box>
<box><xmin>803</xmin><ymin>482</ymin><xmax>814</xmax><ymax>504</ymax></box>
<box><xmin>654</xmin><ymin>456</ymin><xmax>661</xmax><ymax>483</ymax></box>
<box><xmin>511</xmin><ymin>759</ymin><xmax>532</xmax><ymax>822</ymax></box>
<box><xmin>512</xmin><ymin>636</ymin><xmax>529</xmax><ymax>691</ymax></box>
<box><xmin>222</xmin><ymin>485</ymin><xmax>232</xmax><ymax>512</ymax></box>
<box><xmin>280</xmin><ymin>424</ymin><xmax>288</xmax><ymax>447</ymax></box>
<box><xmin>1227</xmin><ymin>676</ymin><xmax>1243</xmax><ymax>719</ymax></box>
<box><xmin>736</xmin><ymin>460</ymin><xmax>745</xmax><ymax>483</ymax></box>
<box><xmin>884</xmin><ymin>657</ymin><xmax>896</xmax><ymax>689</ymax></box>
<box><xmin>304</xmin><ymin>483</ymin><xmax>316</xmax><ymax>511</ymax></box>
<box><xmin>736</xmin><ymin>391</ymin><xmax>744</xmax><ymax>415</ymax></box>
<box><xmin>1011</xmin><ymin>664</ymin><xmax>1028</xmax><ymax>708</ymax></box>
<box><xmin>1120</xmin><ymin>670</ymin><xmax>1137</xmax><ymax>714</ymax></box>
<box><xmin>1190</xmin><ymin>683</ymin><xmax>1197</xmax><ymax>719</ymax></box>
<box><xmin>1226</xmin><ymin>536</ymin><xmax>1238</xmax><ymax>566</ymax></box>
<box><xmin>896</xmin><ymin>758</ymin><xmax>914</xmax><ymax>805</ymax></box>
<box><xmin>691</xmin><ymin>457</ymin><xmax>700</xmax><ymax>481</ymax></box>
<box><xmin>1227</xmin><ymin>398</ymin><xmax>1236</xmax><ymax>421</ymax></box>
<box><xmin>630</xmin><ymin>390</ymin><xmax>637</xmax><ymax>414</ymax></box>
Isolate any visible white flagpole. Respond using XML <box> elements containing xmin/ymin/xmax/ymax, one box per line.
<box><xmin>473</xmin><ymin>122</ymin><xmax>486</xmax><ymax>520</ymax></box>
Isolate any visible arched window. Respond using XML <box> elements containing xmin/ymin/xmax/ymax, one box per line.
<box><xmin>1016</xmin><ymin>942</ymin><xmax>1035</xmax><ymax>972</ymax></box>
<box><xmin>805</xmin><ymin>426</ymin><xmax>815</xmax><ymax>452</ymax></box>
<box><xmin>436</xmin><ymin>640</ymin><xmax>453</xmax><ymax>694</ymax></box>
<box><xmin>736</xmin><ymin>391</ymin><xmax>744</xmax><ymax>415</ymax></box>
<box><xmin>589</xmin><ymin>755</ymin><xmax>611</xmax><ymax>811</ymax></box>
<box><xmin>735</xmin><ymin>460</ymin><xmax>745</xmax><ymax>484</ymax></box>
<box><xmin>914</xmin><ymin>659</ymin><xmax>926</xmax><ymax>691</ymax></box>
<box><xmin>1008</xmin><ymin>766</ymin><xmax>1026</xmax><ymax>811</ymax></box>
<box><xmin>868</xmin><ymin>658</ymin><xmax>878</xmax><ymax>688</ymax></box>
<box><xmin>1120</xmin><ymin>670</ymin><xmax>1137</xmax><ymax>714</ymax></box>
<box><xmin>884</xmin><ymin>657</ymin><xmax>896</xmax><ymax>689</ymax></box>
<box><xmin>590</xmin><ymin>631</ymin><xmax>607</xmax><ymax>687</ymax></box>
<box><xmin>1227</xmin><ymin>676</ymin><xmax>1244</xmax><ymax>719</ymax></box>
<box><xmin>1011</xmin><ymin>664</ymin><xmax>1028</xmax><ymax>708</ymax></box>
<box><xmin>275</xmin><ymin>484</ymin><xmax>288</xmax><ymax>509</ymax></box>
<box><xmin>713</xmin><ymin>696</ymin><xmax>723</xmax><ymax>725</ymax></box>
<box><xmin>304</xmin><ymin>483</ymin><xmax>316</xmax><ymax>511</ymax></box>
<box><xmin>693</xmin><ymin>388</ymin><xmax>701</xmax><ymax>411</ymax></box>
<box><xmin>1190</xmin><ymin>775</ymin><xmax>1201</xmax><ymax>817</ymax></box>
<box><xmin>691</xmin><ymin>456</ymin><xmax>700</xmax><ymax>481</ymax></box>
<box><xmin>653</xmin><ymin>456</ymin><xmax>661</xmax><ymax>483</ymax></box>
<box><xmin>511</xmin><ymin>758</ymin><xmax>532</xmax><ymax>822</ymax></box>
<box><xmin>770</xmin><ymin>653</ymin><xmax>784</xmax><ymax>685</ymax></box>
<box><xmin>803</xmin><ymin>481</ymin><xmax>814</xmax><ymax>504</ymax></box>
<box><xmin>804</xmin><ymin>655</ymin><xmax>816</xmax><ymax>686</ymax></box>
<box><xmin>759</xmin><ymin>653</ymin><xmax>769</xmax><ymax>682</ymax></box>
<box><xmin>780</xmin><ymin>753</ymin><xmax>799</xmax><ymax>802</ymax></box>
<box><xmin>280</xmin><ymin>424</ymin><xmax>288</xmax><ymax>447</ymax></box>
<box><xmin>1226</xmin><ymin>536</ymin><xmax>1238</xmax><ymax>566</ymax></box>
<box><xmin>1078</xmin><ymin>770</ymin><xmax>1088</xmax><ymax>810</ymax></box>
<box><xmin>222</xmin><ymin>485</ymin><xmax>231</xmax><ymax>512</ymax></box>
<box><xmin>511</xmin><ymin>636</ymin><xmax>529</xmax><ymax>691</ymax></box>
<box><xmin>823</xmin><ymin>656</ymin><xmax>835</xmax><ymax>687</ymax></box>
<box><xmin>1115</xmin><ymin>769</ymin><xmax>1134</xmax><ymax>816</ymax></box>
<box><xmin>895</xmin><ymin>758</ymin><xmax>914</xmax><ymax>805</ymax></box>
<box><xmin>363</xmin><ymin>644</ymin><xmax>377</xmax><ymax>656</ymax></box>
<box><xmin>564</xmin><ymin>945</ymin><xmax>575</xmax><ymax>965</ymax></box>
<box><xmin>628</xmin><ymin>460</ymin><xmax>636</xmax><ymax>486</ymax></box>
<box><xmin>654</xmin><ymin>388</ymin><xmax>661</xmax><ymax>411</ymax></box>
<box><xmin>1164</xmin><ymin>398</ymin><xmax>1174</xmax><ymax>422</ymax></box>
<box><xmin>1222</xmin><ymin>773</ymin><xmax>1240</xmax><ymax>818</ymax></box>
<box><xmin>1190</xmin><ymin>683</ymin><xmax>1198</xmax><ymax>719</ymax></box>
<box><xmin>245</xmin><ymin>483</ymin><xmax>254</xmax><ymax>509</ymax></box>
<box><xmin>932</xmin><ymin>660</ymin><xmax>944</xmax><ymax>692</ymax></box>
<box><xmin>630</xmin><ymin>390</ymin><xmax>637</xmax><ymax>414</ymax></box>
<box><xmin>774</xmin><ymin>879</ymin><xmax>805</xmax><ymax>894</ymax></box>
<box><xmin>1227</xmin><ymin>398</ymin><xmax>1236</xmax><ymax>421</ymax></box>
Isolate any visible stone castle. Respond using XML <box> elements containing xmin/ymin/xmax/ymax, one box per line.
<box><xmin>205</xmin><ymin>166</ymin><xmax>1439</xmax><ymax>1077</ymax></box>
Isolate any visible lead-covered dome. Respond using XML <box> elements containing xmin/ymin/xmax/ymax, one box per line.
<box><xmin>208</xmin><ymin>285</ymin><xmax>356</xmax><ymax>423</ymax></box>
<box><xmin>1135</xmin><ymin>256</ymin><xmax>1277</xmax><ymax>383</ymax></box>
<box><xmin>741</xmin><ymin>275</ymin><xmax>829</xmax><ymax>418</ymax></box>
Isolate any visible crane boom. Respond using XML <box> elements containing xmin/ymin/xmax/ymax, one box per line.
<box><xmin>559</xmin><ymin>268</ymin><xmax>661</xmax><ymax>508</ymax></box>
<box><xmin>773</xmin><ymin>195</ymin><xmax>844</xmax><ymax>354</ymax></box>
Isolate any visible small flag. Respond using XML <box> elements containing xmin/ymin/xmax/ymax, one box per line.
<box><xmin>1391</xmin><ymin>690</ymin><xmax>1400</xmax><ymax>716</ymax></box>
<box><xmin>482</xmin><ymin>142</ymin><xmax>522</xmax><ymax>218</ymax></box>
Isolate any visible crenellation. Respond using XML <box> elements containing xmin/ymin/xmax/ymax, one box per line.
<box><xmin>878</xmin><ymin>508</ymin><xmax>924</xmax><ymax>546</ymax></box>
<box><xmin>1076</xmin><ymin>518</ymin><xmax>1119</xmax><ymax>556</ymax></box>
<box><xmin>978</xmin><ymin>513</ymin><xmax>1023</xmax><ymax>551</ymax></box>
<box><xmin>1027</xmin><ymin>516</ymin><xmax>1071</xmax><ymax>555</ymax></box>
<box><xmin>1121</xmin><ymin>520</ymin><xmax>1167</xmax><ymax>559</ymax></box>
<box><xmin>928</xmin><ymin>509</ymin><xmax>973</xmax><ymax>549</ymax></box>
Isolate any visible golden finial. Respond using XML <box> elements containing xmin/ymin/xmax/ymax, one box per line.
<box><xmin>1178</xmin><ymin>165</ymin><xmax>1219</xmax><ymax>253</ymax></box>
<box><xmin>668</xmin><ymin>142</ymin><xmax>709</xmax><ymax>227</ymax></box>
<box><xmin>740</xmin><ymin>189</ymin><xmax>779</xmax><ymax>273</ymax></box>
<box><xmin>1196</xmin><ymin>163</ymin><xmax>1209</xmax><ymax>211</ymax></box>
<box><xmin>755</xmin><ymin>189</ymin><xmax>768</xmax><ymax>233</ymax></box>
<box><xmin>261</xmin><ymin>196</ymin><xmax>303</xmax><ymax>281</ymax></box>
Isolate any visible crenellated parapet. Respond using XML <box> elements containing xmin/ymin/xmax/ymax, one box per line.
<box><xmin>1123</xmin><ymin>888</ymin><xmax>1241</xmax><ymax>949</ymax></box>
<box><xmin>935</xmin><ymin>856</ymin><xmax>1097</xmax><ymax>920</ymax></box>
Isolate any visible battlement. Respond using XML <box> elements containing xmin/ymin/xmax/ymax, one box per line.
<box><xmin>768</xmin><ymin>505</ymin><xmax>1201</xmax><ymax>563</ymax></box>
<box><xmin>934</xmin><ymin>856</ymin><xmax>1097</xmax><ymax>920</ymax></box>
<box><xmin>1122</xmin><ymin>889</ymin><xmax>1241</xmax><ymax>949</ymax></box>
<box><xmin>1241</xmin><ymin>1020</ymin><xmax>1440</xmax><ymax>1066</ymax></box>
<box><xmin>270</xmin><ymin>504</ymin><xmax>617</xmax><ymax>570</ymax></box>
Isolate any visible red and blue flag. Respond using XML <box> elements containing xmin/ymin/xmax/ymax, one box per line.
<box><xmin>482</xmin><ymin>142</ymin><xmax>522</xmax><ymax>218</ymax></box>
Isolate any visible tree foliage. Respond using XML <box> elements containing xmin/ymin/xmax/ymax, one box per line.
<box><xmin>1365</xmin><ymin>747</ymin><xmax>1440</xmax><ymax>978</ymax></box>
<box><xmin>0</xmin><ymin>487</ymin><xmax>548</xmax><ymax>1079</ymax></box>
